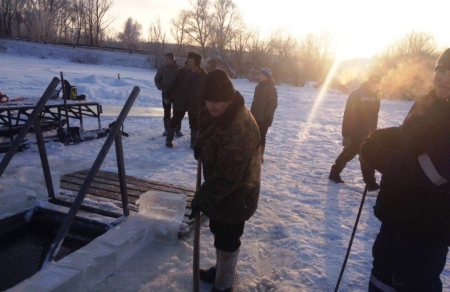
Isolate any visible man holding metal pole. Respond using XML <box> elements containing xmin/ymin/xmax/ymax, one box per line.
<box><xmin>190</xmin><ymin>69</ymin><xmax>261</xmax><ymax>292</ymax></box>
<box><xmin>360</xmin><ymin>48</ymin><xmax>450</xmax><ymax>291</ymax></box>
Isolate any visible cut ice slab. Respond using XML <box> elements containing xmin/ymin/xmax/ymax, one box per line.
<box><xmin>138</xmin><ymin>191</ymin><xmax>187</xmax><ymax>224</ymax></box>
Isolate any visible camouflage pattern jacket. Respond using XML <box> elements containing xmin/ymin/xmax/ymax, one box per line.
<box><xmin>194</xmin><ymin>91</ymin><xmax>261</xmax><ymax>224</ymax></box>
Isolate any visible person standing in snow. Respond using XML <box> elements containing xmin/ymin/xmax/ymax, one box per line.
<box><xmin>360</xmin><ymin>48</ymin><xmax>450</xmax><ymax>291</ymax></box>
<box><xmin>154</xmin><ymin>52</ymin><xmax>182</xmax><ymax>137</ymax></box>
<box><xmin>190</xmin><ymin>69</ymin><xmax>261</xmax><ymax>292</ymax></box>
<box><xmin>328</xmin><ymin>73</ymin><xmax>381</xmax><ymax>191</ymax></box>
<box><xmin>205</xmin><ymin>59</ymin><xmax>218</xmax><ymax>72</ymax></box>
<box><xmin>165</xmin><ymin>52</ymin><xmax>206</xmax><ymax>148</ymax></box>
<box><xmin>250</xmin><ymin>68</ymin><xmax>278</xmax><ymax>163</ymax></box>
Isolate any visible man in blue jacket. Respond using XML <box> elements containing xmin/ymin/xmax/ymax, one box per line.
<box><xmin>361</xmin><ymin>49</ymin><xmax>450</xmax><ymax>291</ymax></box>
<box><xmin>329</xmin><ymin>74</ymin><xmax>381</xmax><ymax>191</ymax></box>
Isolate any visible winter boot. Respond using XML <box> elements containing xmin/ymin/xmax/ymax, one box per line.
<box><xmin>200</xmin><ymin>249</ymin><xmax>219</xmax><ymax>283</ymax></box>
<box><xmin>162</xmin><ymin>118</ymin><xmax>169</xmax><ymax>136</ymax></box>
<box><xmin>261</xmin><ymin>144</ymin><xmax>265</xmax><ymax>164</ymax></box>
<box><xmin>212</xmin><ymin>249</ymin><xmax>239</xmax><ymax>292</ymax></box>
<box><xmin>165</xmin><ymin>127</ymin><xmax>176</xmax><ymax>148</ymax></box>
<box><xmin>175</xmin><ymin>121</ymin><xmax>183</xmax><ymax>137</ymax></box>
<box><xmin>329</xmin><ymin>165</ymin><xmax>344</xmax><ymax>183</ymax></box>
<box><xmin>190</xmin><ymin>129</ymin><xmax>199</xmax><ymax>149</ymax></box>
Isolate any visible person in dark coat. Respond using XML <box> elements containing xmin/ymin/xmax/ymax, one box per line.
<box><xmin>191</xmin><ymin>69</ymin><xmax>261</xmax><ymax>292</ymax></box>
<box><xmin>360</xmin><ymin>48</ymin><xmax>450</xmax><ymax>291</ymax></box>
<box><xmin>165</xmin><ymin>52</ymin><xmax>206</xmax><ymax>148</ymax></box>
<box><xmin>250</xmin><ymin>68</ymin><xmax>278</xmax><ymax>163</ymax></box>
<box><xmin>328</xmin><ymin>73</ymin><xmax>381</xmax><ymax>191</ymax></box>
<box><xmin>154</xmin><ymin>52</ymin><xmax>182</xmax><ymax>136</ymax></box>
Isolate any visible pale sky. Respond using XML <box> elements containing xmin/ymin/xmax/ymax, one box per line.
<box><xmin>109</xmin><ymin>0</ymin><xmax>450</xmax><ymax>60</ymax></box>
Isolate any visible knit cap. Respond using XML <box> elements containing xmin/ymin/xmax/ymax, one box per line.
<box><xmin>164</xmin><ymin>52</ymin><xmax>175</xmax><ymax>60</ymax></box>
<box><xmin>203</xmin><ymin>69</ymin><xmax>236</xmax><ymax>102</ymax></box>
<box><xmin>260</xmin><ymin>68</ymin><xmax>272</xmax><ymax>78</ymax></box>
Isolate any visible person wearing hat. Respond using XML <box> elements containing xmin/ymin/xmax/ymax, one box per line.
<box><xmin>154</xmin><ymin>52</ymin><xmax>182</xmax><ymax>137</ymax></box>
<box><xmin>250</xmin><ymin>68</ymin><xmax>278</xmax><ymax>163</ymax></box>
<box><xmin>328</xmin><ymin>73</ymin><xmax>382</xmax><ymax>191</ymax></box>
<box><xmin>165</xmin><ymin>51</ymin><xmax>206</xmax><ymax>148</ymax></box>
<box><xmin>190</xmin><ymin>69</ymin><xmax>261</xmax><ymax>292</ymax></box>
<box><xmin>360</xmin><ymin>49</ymin><xmax>450</xmax><ymax>291</ymax></box>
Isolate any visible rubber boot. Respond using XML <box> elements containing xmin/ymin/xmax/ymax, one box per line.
<box><xmin>162</xmin><ymin>118</ymin><xmax>169</xmax><ymax>136</ymax></box>
<box><xmin>190</xmin><ymin>129</ymin><xmax>199</xmax><ymax>149</ymax></box>
<box><xmin>212</xmin><ymin>249</ymin><xmax>239</xmax><ymax>292</ymax></box>
<box><xmin>200</xmin><ymin>249</ymin><xmax>219</xmax><ymax>283</ymax></box>
<box><xmin>175</xmin><ymin>121</ymin><xmax>183</xmax><ymax>137</ymax></box>
<box><xmin>165</xmin><ymin>127</ymin><xmax>175</xmax><ymax>148</ymax></box>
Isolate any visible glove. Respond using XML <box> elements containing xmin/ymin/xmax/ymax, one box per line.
<box><xmin>360</xmin><ymin>137</ymin><xmax>395</xmax><ymax>174</ymax></box>
<box><xmin>163</xmin><ymin>98</ymin><xmax>170</xmax><ymax>105</ymax></box>
<box><xmin>342</xmin><ymin>137</ymin><xmax>352</xmax><ymax>147</ymax></box>
<box><xmin>189</xmin><ymin>199</ymin><xmax>201</xmax><ymax>220</ymax></box>
<box><xmin>194</xmin><ymin>146</ymin><xmax>201</xmax><ymax>161</ymax></box>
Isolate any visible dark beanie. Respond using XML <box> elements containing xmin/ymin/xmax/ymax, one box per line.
<box><xmin>187</xmin><ymin>51</ymin><xmax>202</xmax><ymax>66</ymax></box>
<box><xmin>203</xmin><ymin>69</ymin><xmax>236</xmax><ymax>102</ymax></box>
<box><xmin>368</xmin><ymin>73</ymin><xmax>381</xmax><ymax>83</ymax></box>
<box><xmin>436</xmin><ymin>48</ymin><xmax>450</xmax><ymax>71</ymax></box>
<box><xmin>164</xmin><ymin>52</ymin><xmax>175</xmax><ymax>61</ymax></box>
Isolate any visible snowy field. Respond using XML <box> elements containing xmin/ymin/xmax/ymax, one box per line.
<box><xmin>1</xmin><ymin>39</ymin><xmax>449</xmax><ymax>291</ymax></box>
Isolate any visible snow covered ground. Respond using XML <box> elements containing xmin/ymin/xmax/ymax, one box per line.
<box><xmin>1</xmin><ymin>39</ymin><xmax>449</xmax><ymax>291</ymax></box>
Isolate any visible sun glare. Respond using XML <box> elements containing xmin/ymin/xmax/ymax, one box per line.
<box><xmin>297</xmin><ymin>57</ymin><xmax>343</xmax><ymax>144</ymax></box>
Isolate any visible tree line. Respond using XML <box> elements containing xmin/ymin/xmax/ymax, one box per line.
<box><xmin>0</xmin><ymin>0</ymin><xmax>444</xmax><ymax>99</ymax></box>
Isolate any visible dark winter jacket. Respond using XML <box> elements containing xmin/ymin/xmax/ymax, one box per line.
<box><xmin>165</xmin><ymin>65</ymin><xmax>207</xmax><ymax>114</ymax></box>
<box><xmin>154</xmin><ymin>63</ymin><xmax>180</xmax><ymax>98</ymax></box>
<box><xmin>250</xmin><ymin>78</ymin><xmax>278</xmax><ymax>126</ymax></box>
<box><xmin>342</xmin><ymin>82</ymin><xmax>380</xmax><ymax>139</ymax></box>
<box><xmin>368</xmin><ymin>91</ymin><xmax>450</xmax><ymax>245</ymax></box>
<box><xmin>194</xmin><ymin>91</ymin><xmax>261</xmax><ymax>224</ymax></box>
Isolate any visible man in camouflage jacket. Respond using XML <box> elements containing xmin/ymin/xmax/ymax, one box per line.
<box><xmin>192</xmin><ymin>69</ymin><xmax>261</xmax><ymax>292</ymax></box>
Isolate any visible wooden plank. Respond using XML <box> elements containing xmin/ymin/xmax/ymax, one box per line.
<box><xmin>59</xmin><ymin>169</ymin><xmax>202</xmax><ymax>238</ymax></box>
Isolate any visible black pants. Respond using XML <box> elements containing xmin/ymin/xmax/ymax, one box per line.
<box><xmin>256</xmin><ymin>120</ymin><xmax>270</xmax><ymax>148</ymax></box>
<box><xmin>209</xmin><ymin>219</ymin><xmax>245</xmax><ymax>252</ymax></box>
<box><xmin>332</xmin><ymin>138</ymin><xmax>375</xmax><ymax>184</ymax></box>
<box><xmin>162</xmin><ymin>96</ymin><xmax>172</xmax><ymax>121</ymax></box>
<box><xmin>169</xmin><ymin>110</ymin><xmax>199</xmax><ymax>131</ymax></box>
<box><xmin>369</xmin><ymin>223</ymin><xmax>448</xmax><ymax>292</ymax></box>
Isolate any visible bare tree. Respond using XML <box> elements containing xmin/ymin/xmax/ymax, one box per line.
<box><xmin>0</xmin><ymin>0</ymin><xmax>15</xmax><ymax>37</ymax></box>
<box><xmin>229</xmin><ymin>23</ymin><xmax>250</xmax><ymax>70</ymax></box>
<box><xmin>210</xmin><ymin>0</ymin><xmax>241</xmax><ymax>52</ymax></box>
<box><xmin>379</xmin><ymin>31</ymin><xmax>438</xmax><ymax>62</ymax></box>
<box><xmin>149</xmin><ymin>17</ymin><xmax>167</xmax><ymax>68</ymax></box>
<box><xmin>185</xmin><ymin>0</ymin><xmax>212</xmax><ymax>57</ymax></box>
<box><xmin>71</xmin><ymin>0</ymin><xmax>85</xmax><ymax>44</ymax></box>
<box><xmin>83</xmin><ymin>0</ymin><xmax>114</xmax><ymax>45</ymax></box>
<box><xmin>118</xmin><ymin>17</ymin><xmax>142</xmax><ymax>50</ymax></box>
<box><xmin>170</xmin><ymin>9</ymin><xmax>190</xmax><ymax>57</ymax></box>
<box><xmin>297</xmin><ymin>32</ymin><xmax>333</xmax><ymax>81</ymax></box>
